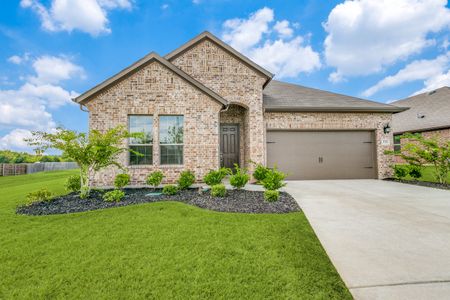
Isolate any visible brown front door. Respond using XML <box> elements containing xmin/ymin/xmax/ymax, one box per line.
<box><xmin>220</xmin><ymin>124</ymin><xmax>240</xmax><ymax>169</ymax></box>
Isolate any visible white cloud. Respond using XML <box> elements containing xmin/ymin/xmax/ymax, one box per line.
<box><xmin>30</xmin><ymin>55</ymin><xmax>85</xmax><ymax>85</ymax></box>
<box><xmin>413</xmin><ymin>69</ymin><xmax>450</xmax><ymax>95</ymax></box>
<box><xmin>324</xmin><ymin>0</ymin><xmax>450</xmax><ymax>81</ymax></box>
<box><xmin>8</xmin><ymin>55</ymin><xmax>23</xmax><ymax>64</ymax></box>
<box><xmin>20</xmin><ymin>0</ymin><xmax>132</xmax><ymax>36</ymax></box>
<box><xmin>251</xmin><ymin>37</ymin><xmax>321</xmax><ymax>78</ymax></box>
<box><xmin>274</xmin><ymin>20</ymin><xmax>293</xmax><ymax>38</ymax></box>
<box><xmin>0</xmin><ymin>55</ymin><xmax>83</xmax><ymax>151</ymax></box>
<box><xmin>222</xmin><ymin>7</ymin><xmax>274</xmax><ymax>52</ymax></box>
<box><xmin>363</xmin><ymin>52</ymin><xmax>450</xmax><ymax>97</ymax></box>
<box><xmin>222</xmin><ymin>7</ymin><xmax>320</xmax><ymax>78</ymax></box>
<box><xmin>7</xmin><ymin>53</ymin><xmax>30</xmax><ymax>65</ymax></box>
<box><xmin>0</xmin><ymin>129</ymin><xmax>34</xmax><ymax>151</ymax></box>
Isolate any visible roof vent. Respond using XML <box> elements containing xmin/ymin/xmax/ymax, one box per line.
<box><xmin>428</xmin><ymin>90</ymin><xmax>437</xmax><ymax>95</ymax></box>
<box><xmin>417</xmin><ymin>113</ymin><xmax>425</xmax><ymax>119</ymax></box>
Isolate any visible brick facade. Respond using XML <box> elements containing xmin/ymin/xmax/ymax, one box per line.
<box><xmin>264</xmin><ymin>112</ymin><xmax>394</xmax><ymax>179</ymax></box>
<box><xmin>170</xmin><ymin>40</ymin><xmax>267</xmax><ymax>170</ymax></box>
<box><xmin>84</xmin><ymin>35</ymin><xmax>397</xmax><ymax>186</ymax></box>
<box><xmin>86</xmin><ymin>60</ymin><xmax>222</xmax><ymax>186</ymax></box>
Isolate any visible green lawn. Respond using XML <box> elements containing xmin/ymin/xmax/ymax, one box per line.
<box><xmin>0</xmin><ymin>171</ymin><xmax>351</xmax><ymax>299</ymax></box>
<box><xmin>403</xmin><ymin>166</ymin><xmax>450</xmax><ymax>183</ymax></box>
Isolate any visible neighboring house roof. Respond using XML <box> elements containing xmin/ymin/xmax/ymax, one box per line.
<box><xmin>73</xmin><ymin>52</ymin><xmax>228</xmax><ymax>106</ymax></box>
<box><xmin>165</xmin><ymin>31</ymin><xmax>274</xmax><ymax>86</ymax></box>
<box><xmin>263</xmin><ymin>80</ymin><xmax>407</xmax><ymax>113</ymax></box>
<box><xmin>391</xmin><ymin>86</ymin><xmax>450</xmax><ymax>134</ymax></box>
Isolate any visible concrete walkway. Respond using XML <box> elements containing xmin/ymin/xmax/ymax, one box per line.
<box><xmin>284</xmin><ymin>180</ymin><xmax>450</xmax><ymax>300</ymax></box>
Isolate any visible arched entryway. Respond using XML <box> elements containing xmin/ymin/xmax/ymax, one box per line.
<box><xmin>219</xmin><ymin>104</ymin><xmax>249</xmax><ymax>170</ymax></box>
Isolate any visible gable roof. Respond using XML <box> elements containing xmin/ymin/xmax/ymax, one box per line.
<box><xmin>263</xmin><ymin>80</ymin><xmax>407</xmax><ymax>113</ymax></box>
<box><xmin>73</xmin><ymin>52</ymin><xmax>228</xmax><ymax>106</ymax></box>
<box><xmin>165</xmin><ymin>31</ymin><xmax>274</xmax><ymax>85</ymax></box>
<box><xmin>390</xmin><ymin>86</ymin><xmax>450</xmax><ymax>134</ymax></box>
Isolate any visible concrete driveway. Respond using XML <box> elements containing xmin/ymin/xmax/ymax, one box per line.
<box><xmin>285</xmin><ymin>180</ymin><xmax>450</xmax><ymax>300</ymax></box>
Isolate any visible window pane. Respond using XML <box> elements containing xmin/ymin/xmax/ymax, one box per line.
<box><xmin>130</xmin><ymin>145</ymin><xmax>153</xmax><ymax>165</ymax></box>
<box><xmin>129</xmin><ymin>116</ymin><xmax>153</xmax><ymax>144</ymax></box>
<box><xmin>160</xmin><ymin>145</ymin><xmax>183</xmax><ymax>165</ymax></box>
<box><xmin>160</xmin><ymin>116</ymin><xmax>183</xmax><ymax>144</ymax></box>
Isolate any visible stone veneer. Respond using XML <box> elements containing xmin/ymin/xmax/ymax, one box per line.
<box><xmin>264</xmin><ymin>112</ymin><xmax>394</xmax><ymax>179</ymax></box>
<box><xmin>86</xmin><ymin>60</ymin><xmax>223</xmax><ymax>186</ymax></box>
<box><xmin>170</xmin><ymin>39</ymin><xmax>267</xmax><ymax>170</ymax></box>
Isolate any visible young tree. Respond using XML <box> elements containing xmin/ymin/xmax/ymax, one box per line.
<box><xmin>393</xmin><ymin>133</ymin><xmax>450</xmax><ymax>184</ymax></box>
<box><xmin>27</xmin><ymin>126</ymin><xmax>140</xmax><ymax>198</ymax></box>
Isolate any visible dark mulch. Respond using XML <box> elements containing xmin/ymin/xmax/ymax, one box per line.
<box><xmin>17</xmin><ymin>188</ymin><xmax>300</xmax><ymax>216</ymax></box>
<box><xmin>384</xmin><ymin>178</ymin><xmax>450</xmax><ymax>190</ymax></box>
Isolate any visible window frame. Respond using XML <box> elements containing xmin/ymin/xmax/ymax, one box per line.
<box><xmin>159</xmin><ymin>115</ymin><xmax>184</xmax><ymax>165</ymax></box>
<box><xmin>128</xmin><ymin>115</ymin><xmax>154</xmax><ymax>166</ymax></box>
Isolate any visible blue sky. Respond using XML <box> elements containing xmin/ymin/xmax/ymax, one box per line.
<box><xmin>0</xmin><ymin>0</ymin><xmax>449</xmax><ymax>151</ymax></box>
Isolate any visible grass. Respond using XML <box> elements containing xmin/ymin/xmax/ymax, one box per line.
<box><xmin>0</xmin><ymin>170</ymin><xmax>351</xmax><ymax>299</ymax></box>
<box><xmin>402</xmin><ymin>166</ymin><xmax>450</xmax><ymax>183</ymax></box>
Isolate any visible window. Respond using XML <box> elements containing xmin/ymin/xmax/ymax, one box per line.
<box><xmin>129</xmin><ymin>116</ymin><xmax>153</xmax><ymax>165</ymax></box>
<box><xmin>160</xmin><ymin>115</ymin><xmax>183</xmax><ymax>165</ymax></box>
<box><xmin>393</xmin><ymin>135</ymin><xmax>401</xmax><ymax>153</ymax></box>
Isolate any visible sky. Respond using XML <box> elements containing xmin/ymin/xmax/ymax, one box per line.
<box><xmin>0</xmin><ymin>0</ymin><xmax>449</xmax><ymax>152</ymax></box>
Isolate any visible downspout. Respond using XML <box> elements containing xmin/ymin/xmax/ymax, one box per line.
<box><xmin>79</xmin><ymin>103</ymin><xmax>89</xmax><ymax>112</ymax></box>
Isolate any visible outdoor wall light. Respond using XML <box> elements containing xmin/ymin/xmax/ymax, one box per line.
<box><xmin>383</xmin><ymin>123</ymin><xmax>391</xmax><ymax>134</ymax></box>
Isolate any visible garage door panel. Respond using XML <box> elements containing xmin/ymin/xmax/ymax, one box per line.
<box><xmin>266</xmin><ymin>131</ymin><xmax>376</xmax><ymax>180</ymax></box>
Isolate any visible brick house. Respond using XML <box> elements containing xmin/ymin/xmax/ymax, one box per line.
<box><xmin>74</xmin><ymin>31</ymin><xmax>405</xmax><ymax>185</ymax></box>
<box><xmin>391</xmin><ymin>87</ymin><xmax>450</xmax><ymax>155</ymax></box>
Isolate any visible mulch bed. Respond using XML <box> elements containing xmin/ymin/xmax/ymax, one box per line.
<box><xmin>384</xmin><ymin>178</ymin><xmax>450</xmax><ymax>190</ymax></box>
<box><xmin>17</xmin><ymin>188</ymin><xmax>300</xmax><ymax>216</ymax></box>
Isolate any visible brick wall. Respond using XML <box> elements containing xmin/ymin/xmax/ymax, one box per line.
<box><xmin>170</xmin><ymin>39</ymin><xmax>267</xmax><ymax>170</ymax></box>
<box><xmin>264</xmin><ymin>112</ymin><xmax>394</xmax><ymax>179</ymax></box>
<box><xmin>86</xmin><ymin>60</ymin><xmax>223</xmax><ymax>186</ymax></box>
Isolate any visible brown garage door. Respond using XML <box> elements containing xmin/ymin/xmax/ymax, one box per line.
<box><xmin>266</xmin><ymin>131</ymin><xmax>376</xmax><ymax>180</ymax></box>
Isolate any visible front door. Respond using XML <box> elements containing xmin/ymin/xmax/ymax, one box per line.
<box><xmin>220</xmin><ymin>124</ymin><xmax>239</xmax><ymax>169</ymax></box>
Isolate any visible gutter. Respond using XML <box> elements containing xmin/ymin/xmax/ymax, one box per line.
<box><xmin>264</xmin><ymin>106</ymin><xmax>409</xmax><ymax>113</ymax></box>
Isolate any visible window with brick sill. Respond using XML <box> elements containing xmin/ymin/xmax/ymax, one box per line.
<box><xmin>160</xmin><ymin>115</ymin><xmax>183</xmax><ymax>165</ymax></box>
<box><xmin>129</xmin><ymin>115</ymin><xmax>153</xmax><ymax>165</ymax></box>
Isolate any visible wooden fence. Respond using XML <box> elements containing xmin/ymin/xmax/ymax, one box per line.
<box><xmin>0</xmin><ymin>162</ymin><xmax>78</xmax><ymax>176</ymax></box>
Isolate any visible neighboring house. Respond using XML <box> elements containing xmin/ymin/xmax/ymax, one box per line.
<box><xmin>74</xmin><ymin>31</ymin><xmax>405</xmax><ymax>185</ymax></box>
<box><xmin>391</xmin><ymin>87</ymin><xmax>450</xmax><ymax>152</ymax></box>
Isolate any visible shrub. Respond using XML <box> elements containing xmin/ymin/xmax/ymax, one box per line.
<box><xmin>114</xmin><ymin>173</ymin><xmax>130</xmax><ymax>189</ymax></box>
<box><xmin>211</xmin><ymin>184</ymin><xmax>226</xmax><ymax>197</ymax></box>
<box><xmin>229</xmin><ymin>164</ymin><xmax>249</xmax><ymax>189</ymax></box>
<box><xmin>262</xmin><ymin>167</ymin><xmax>287</xmax><ymax>191</ymax></box>
<box><xmin>393</xmin><ymin>165</ymin><xmax>408</xmax><ymax>179</ymax></box>
<box><xmin>103</xmin><ymin>190</ymin><xmax>125</xmax><ymax>202</ymax></box>
<box><xmin>162</xmin><ymin>184</ymin><xmax>178</xmax><ymax>195</ymax></box>
<box><xmin>26</xmin><ymin>188</ymin><xmax>53</xmax><ymax>204</ymax></box>
<box><xmin>407</xmin><ymin>165</ymin><xmax>422</xmax><ymax>180</ymax></box>
<box><xmin>65</xmin><ymin>174</ymin><xmax>81</xmax><ymax>193</ymax></box>
<box><xmin>26</xmin><ymin>126</ymin><xmax>142</xmax><ymax>199</ymax></box>
<box><xmin>146</xmin><ymin>170</ymin><xmax>164</xmax><ymax>187</ymax></box>
<box><xmin>264</xmin><ymin>190</ymin><xmax>280</xmax><ymax>202</ymax></box>
<box><xmin>253</xmin><ymin>163</ymin><xmax>269</xmax><ymax>182</ymax></box>
<box><xmin>177</xmin><ymin>170</ymin><xmax>195</xmax><ymax>190</ymax></box>
<box><xmin>203</xmin><ymin>167</ymin><xmax>230</xmax><ymax>186</ymax></box>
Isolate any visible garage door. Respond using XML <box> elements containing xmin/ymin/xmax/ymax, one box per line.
<box><xmin>266</xmin><ymin>131</ymin><xmax>376</xmax><ymax>180</ymax></box>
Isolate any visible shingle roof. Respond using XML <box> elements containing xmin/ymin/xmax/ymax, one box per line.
<box><xmin>73</xmin><ymin>52</ymin><xmax>228</xmax><ymax>106</ymax></box>
<box><xmin>263</xmin><ymin>80</ymin><xmax>406</xmax><ymax>112</ymax></box>
<box><xmin>390</xmin><ymin>86</ymin><xmax>450</xmax><ymax>134</ymax></box>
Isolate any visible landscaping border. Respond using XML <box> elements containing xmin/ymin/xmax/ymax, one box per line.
<box><xmin>17</xmin><ymin>188</ymin><xmax>300</xmax><ymax>216</ymax></box>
